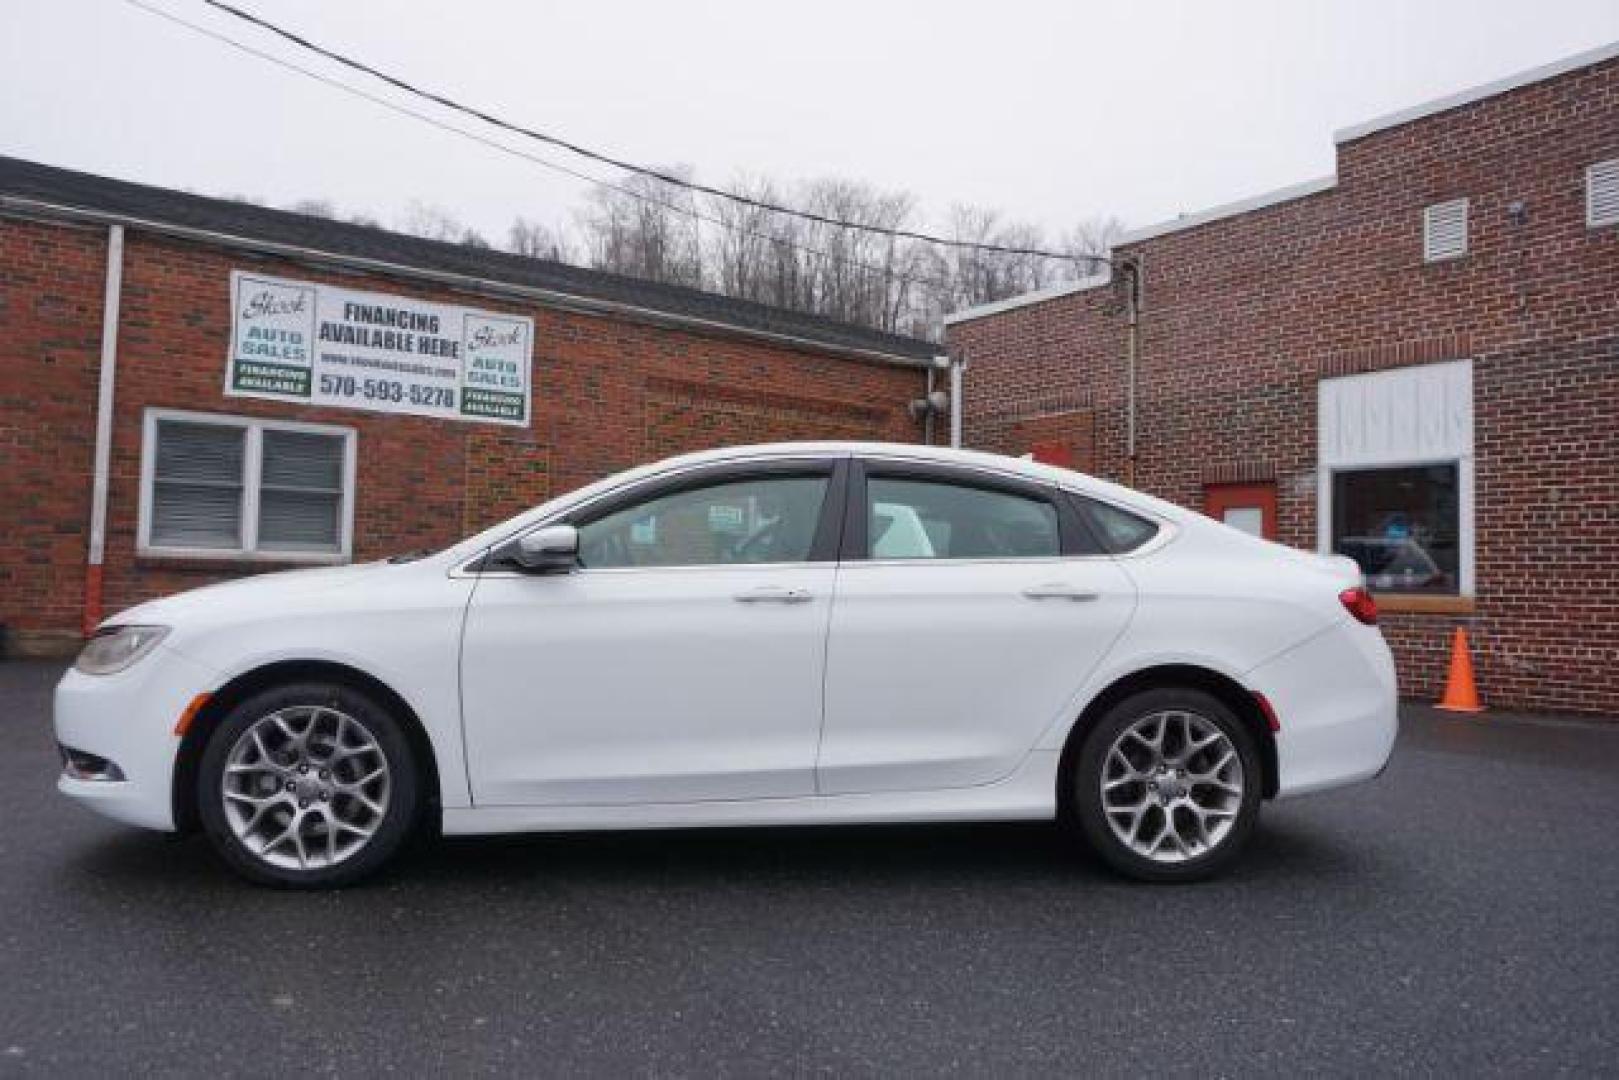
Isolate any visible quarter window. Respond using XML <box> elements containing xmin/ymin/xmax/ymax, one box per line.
<box><xmin>576</xmin><ymin>475</ymin><xmax>829</xmax><ymax>569</ymax></box>
<box><xmin>141</xmin><ymin>411</ymin><xmax>354</xmax><ymax>559</ymax></box>
<box><xmin>866</xmin><ymin>477</ymin><xmax>1058</xmax><ymax>560</ymax></box>
<box><xmin>1077</xmin><ymin>498</ymin><xmax>1159</xmax><ymax>554</ymax></box>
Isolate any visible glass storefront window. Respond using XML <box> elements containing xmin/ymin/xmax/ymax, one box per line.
<box><xmin>1331</xmin><ymin>464</ymin><xmax>1460</xmax><ymax>594</ymax></box>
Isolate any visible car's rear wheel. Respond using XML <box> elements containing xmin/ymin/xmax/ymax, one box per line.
<box><xmin>196</xmin><ymin>682</ymin><xmax>420</xmax><ymax>888</ymax></box>
<box><xmin>1071</xmin><ymin>687</ymin><xmax>1261</xmax><ymax>882</ymax></box>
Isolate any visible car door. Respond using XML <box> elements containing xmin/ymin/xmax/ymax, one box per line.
<box><xmin>818</xmin><ymin>458</ymin><xmax>1137</xmax><ymax>795</ymax></box>
<box><xmin>460</xmin><ymin>457</ymin><xmax>845</xmax><ymax>806</ymax></box>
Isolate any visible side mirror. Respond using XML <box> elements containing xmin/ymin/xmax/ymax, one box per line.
<box><xmin>513</xmin><ymin>524</ymin><xmax>579</xmax><ymax>574</ymax></box>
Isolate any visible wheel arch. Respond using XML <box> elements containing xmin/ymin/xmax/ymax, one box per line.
<box><xmin>171</xmin><ymin>658</ymin><xmax>443</xmax><ymax>835</ymax></box>
<box><xmin>1055</xmin><ymin>663</ymin><xmax>1279</xmax><ymax>821</ymax></box>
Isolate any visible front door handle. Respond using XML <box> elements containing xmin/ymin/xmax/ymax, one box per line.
<box><xmin>1021</xmin><ymin>583</ymin><xmax>1100</xmax><ymax>602</ymax></box>
<box><xmin>734</xmin><ymin>585</ymin><xmax>814</xmax><ymax>604</ymax></box>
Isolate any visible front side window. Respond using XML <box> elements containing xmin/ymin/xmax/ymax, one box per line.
<box><xmin>142</xmin><ymin>412</ymin><xmax>353</xmax><ymax>558</ymax></box>
<box><xmin>577</xmin><ymin>474</ymin><xmax>829</xmax><ymax>569</ymax></box>
<box><xmin>1331</xmin><ymin>464</ymin><xmax>1459</xmax><ymax>594</ymax></box>
<box><xmin>866</xmin><ymin>477</ymin><xmax>1058</xmax><ymax>560</ymax></box>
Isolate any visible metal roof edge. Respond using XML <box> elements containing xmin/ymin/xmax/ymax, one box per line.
<box><xmin>1333</xmin><ymin>39</ymin><xmax>1619</xmax><ymax>144</ymax></box>
<box><xmin>942</xmin><ymin>270</ymin><xmax>1114</xmax><ymax>327</ymax></box>
<box><xmin>1114</xmin><ymin>175</ymin><xmax>1338</xmax><ymax>246</ymax></box>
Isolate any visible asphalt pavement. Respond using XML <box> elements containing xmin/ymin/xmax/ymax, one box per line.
<box><xmin>2</xmin><ymin>659</ymin><xmax>1616</xmax><ymax>1076</ymax></box>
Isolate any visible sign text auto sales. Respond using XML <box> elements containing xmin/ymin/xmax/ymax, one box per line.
<box><xmin>226</xmin><ymin>270</ymin><xmax>534</xmax><ymax>426</ymax></box>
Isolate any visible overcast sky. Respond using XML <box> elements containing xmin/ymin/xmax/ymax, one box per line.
<box><xmin>5</xmin><ymin>0</ymin><xmax>1618</xmax><ymax>246</ymax></box>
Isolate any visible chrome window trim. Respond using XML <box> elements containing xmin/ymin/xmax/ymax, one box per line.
<box><xmin>452</xmin><ymin>448</ymin><xmax>1179</xmax><ymax>577</ymax></box>
<box><xmin>856</xmin><ymin>452</ymin><xmax>1178</xmax><ymax>564</ymax></box>
<box><xmin>451</xmin><ymin>450</ymin><xmax>846</xmax><ymax>578</ymax></box>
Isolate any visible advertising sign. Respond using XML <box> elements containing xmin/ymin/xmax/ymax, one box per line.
<box><xmin>226</xmin><ymin>270</ymin><xmax>533</xmax><ymax>427</ymax></box>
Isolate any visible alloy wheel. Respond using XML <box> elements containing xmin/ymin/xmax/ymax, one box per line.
<box><xmin>1099</xmin><ymin>709</ymin><xmax>1244</xmax><ymax>863</ymax></box>
<box><xmin>220</xmin><ymin>705</ymin><xmax>391</xmax><ymax>871</ymax></box>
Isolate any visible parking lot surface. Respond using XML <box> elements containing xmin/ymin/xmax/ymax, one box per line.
<box><xmin>2</xmin><ymin>659</ymin><xmax>1616</xmax><ymax>1076</ymax></box>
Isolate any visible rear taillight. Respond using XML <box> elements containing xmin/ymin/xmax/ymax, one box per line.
<box><xmin>1339</xmin><ymin>586</ymin><xmax>1378</xmax><ymax>626</ymax></box>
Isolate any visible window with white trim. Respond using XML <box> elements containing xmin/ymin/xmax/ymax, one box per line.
<box><xmin>1317</xmin><ymin>360</ymin><xmax>1474</xmax><ymax>596</ymax></box>
<box><xmin>140</xmin><ymin>410</ymin><xmax>355</xmax><ymax>560</ymax></box>
<box><xmin>1588</xmin><ymin>158</ymin><xmax>1619</xmax><ymax>229</ymax></box>
<box><xmin>1423</xmin><ymin>198</ymin><xmax>1469</xmax><ymax>262</ymax></box>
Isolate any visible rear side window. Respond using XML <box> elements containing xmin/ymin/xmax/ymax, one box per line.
<box><xmin>1076</xmin><ymin>497</ymin><xmax>1160</xmax><ymax>554</ymax></box>
<box><xmin>867</xmin><ymin>477</ymin><xmax>1059</xmax><ymax>560</ymax></box>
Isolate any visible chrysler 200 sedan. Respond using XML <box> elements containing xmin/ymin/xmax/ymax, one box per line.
<box><xmin>55</xmin><ymin>443</ymin><xmax>1397</xmax><ymax>887</ymax></box>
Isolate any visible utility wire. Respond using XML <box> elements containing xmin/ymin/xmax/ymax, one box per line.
<box><xmin>119</xmin><ymin>0</ymin><xmax>966</xmax><ymax>291</ymax></box>
<box><xmin>192</xmin><ymin>0</ymin><xmax>1108</xmax><ymax>267</ymax></box>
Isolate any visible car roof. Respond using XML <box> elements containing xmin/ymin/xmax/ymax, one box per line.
<box><xmin>444</xmin><ymin>441</ymin><xmax>1202</xmax><ymax>565</ymax></box>
<box><xmin>662</xmin><ymin>442</ymin><xmax>1197</xmax><ymax>521</ymax></box>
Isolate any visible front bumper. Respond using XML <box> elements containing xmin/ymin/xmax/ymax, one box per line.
<box><xmin>53</xmin><ymin>645</ymin><xmax>219</xmax><ymax>831</ymax></box>
<box><xmin>1247</xmin><ymin>620</ymin><xmax>1399</xmax><ymax>798</ymax></box>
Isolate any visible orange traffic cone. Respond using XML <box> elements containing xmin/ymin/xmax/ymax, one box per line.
<box><xmin>1435</xmin><ymin>627</ymin><xmax>1484</xmax><ymax>713</ymax></box>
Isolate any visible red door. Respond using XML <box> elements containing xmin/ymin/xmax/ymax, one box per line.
<box><xmin>1204</xmin><ymin>482</ymin><xmax>1278</xmax><ymax>540</ymax></box>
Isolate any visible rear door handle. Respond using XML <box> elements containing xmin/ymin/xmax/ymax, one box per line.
<box><xmin>1021</xmin><ymin>583</ymin><xmax>1100</xmax><ymax>602</ymax></box>
<box><xmin>734</xmin><ymin>585</ymin><xmax>814</xmax><ymax>604</ymax></box>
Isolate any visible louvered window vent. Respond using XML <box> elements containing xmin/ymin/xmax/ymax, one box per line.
<box><xmin>1588</xmin><ymin>159</ymin><xmax>1619</xmax><ymax>229</ymax></box>
<box><xmin>1423</xmin><ymin>198</ymin><xmax>1469</xmax><ymax>262</ymax></box>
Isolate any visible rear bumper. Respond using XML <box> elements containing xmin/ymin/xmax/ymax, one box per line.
<box><xmin>52</xmin><ymin>646</ymin><xmax>219</xmax><ymax>831</ymax></box>
<box><xmin>1246</xmin><ymin>621</ymin><xmax>1399</xmax><ymax>798</ymax></box>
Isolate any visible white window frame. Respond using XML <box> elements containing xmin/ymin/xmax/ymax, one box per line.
<box><xmin>1422</xmin><ymin>198</ymin><xmax>1469</xmax><ymax>262</ymax></box>
<box><xmin>1317</xmin><ymin>361</ymin><xmax>1475</xmax><ymax>597</ymax></box>
<box><xmin>138</xmin><ymin>408</ymin><xmax>357</xmax><ymax>563</ymax></box>
<box><xmin>1587</xmin><ymin>158</ymin><xmax>1619</xmax><ymax>229</ymax></box>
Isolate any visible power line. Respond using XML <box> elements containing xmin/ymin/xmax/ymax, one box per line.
<box><xmin>118</xmin><ymin>0</ymin><xmax>957</xmax><ymax>291</ymax></box>
<box><xmin>192</xmin><ymin>0</ymin><xmax>1108</xmax><ymax>267</ymax></box>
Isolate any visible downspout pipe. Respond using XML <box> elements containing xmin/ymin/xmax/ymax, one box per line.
<box><xmin>949</xmin><ymin>352</ymin><xmax>967</xmax><ymax>449</ymax></box>
<box><xmin>84</xmin><ymin>224</ymin><xmax>124</xmax><ymax>637</ymax></box>
<box><xmin>923</xmin><ymin>363</ymin><xmax>936</xmax><ymax>445</ymax></box>
<box><xmin>1118</xmin><ymin>257</ymin><xmax>1142</xmax><ymax>487</ymax></box>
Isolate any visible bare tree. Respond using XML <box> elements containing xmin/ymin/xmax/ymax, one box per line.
<box><xmin>508</xmin><ymin>216</ymin><xmax>575</xmax><ymax>262</ymax></box>
<box><xmin>398</xmin><ymin>201</ymin><xmax>467</xmax><ymax>243</ymax></box>
<box><xmin>285</xmin><ymin>197</ymin><xmax>338</xmax><ymax>219</ymax></box>
<box><xmin>304</xmin><ymin>170</ymin><xmax>1120</xmax><ymax>340</ymax></box>
<box><xmin>576</xmin><ymin>167</ymin><xmax>704</xmax><ymax>288</ymax></box>
<box><xmin>1061</xmin><ymin>215</ymin><xmax>1124</xmax><ymax>277</ymax></box>
<box><xmin>704</xmin><ymin>173</ymin><xmax>784</xmax><ymax>303</ymax></box>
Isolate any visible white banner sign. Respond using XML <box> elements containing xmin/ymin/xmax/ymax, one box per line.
<box><xmin>226</xmin><ymin>270</ymin><xmax>533</xmax><ymax>427</ymax></box>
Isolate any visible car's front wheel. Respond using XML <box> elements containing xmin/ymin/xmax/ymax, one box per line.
<box><xmin>196</xmin><ymin>682</ymin><xmax>420</xmax><ymax>888</ymax></box>
<box><xmin>1072</xmin><ymin>687</ymin><xmax>1261</xmax><ymax>882</ymax></box>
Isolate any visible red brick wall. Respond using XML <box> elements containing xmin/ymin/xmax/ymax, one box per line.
<box><xmin>0</xmin><ymin>222</ymin><xmax>927</xmax><ymax>650</ymax></box>
<box><xmin>950</xmin><ymin>56</ymin><xmax>1619</xmax><ymax>715</ymax></box>
<box><xmin>0</xmin><ymin>217</ymin><xmax>105</xmax><ymax>651</ymax></box>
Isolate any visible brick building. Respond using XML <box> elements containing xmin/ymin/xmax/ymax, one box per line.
<box><xmin>947</xmin><ymin>44</ymin><xmax>1619</xmax><ymax>715</ymax></box>
<box><xmin>0</xmin><ymin>157</ymin><xmax>938</xmax><ymax>656</ymax></box>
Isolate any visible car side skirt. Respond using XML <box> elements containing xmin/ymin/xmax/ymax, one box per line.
<box><xmin>442</xmin><ymin>750</ymin><xmax>1060</xmax><ymax>835</ymax></box>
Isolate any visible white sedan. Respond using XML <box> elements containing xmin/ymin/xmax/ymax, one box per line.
<box><xmin>55</xmin><ymin>443</ymin><xmax>1397</xmax><ymax>887</ymax></box>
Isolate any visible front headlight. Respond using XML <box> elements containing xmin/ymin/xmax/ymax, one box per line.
<box><xmin>74</xmin><ymin>625</ymin><xmax>170</xmax><ymax>675</ymax></box>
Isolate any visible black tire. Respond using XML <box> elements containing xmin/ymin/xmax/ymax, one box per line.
<box><xmin>196</xmin><ymin>681</ymin><xmax>421</xmax><ymax>889</ymax></box>
<box><xmin>1070</xmin><ymin>687</ymin><xmax>1262</xmax><ymax>883</ymax></box>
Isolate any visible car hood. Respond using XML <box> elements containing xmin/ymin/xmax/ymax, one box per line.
<box><xmin>103</xmin><ymin>560</ymin><xmax>397</xmax><ymax>628</ymax></box>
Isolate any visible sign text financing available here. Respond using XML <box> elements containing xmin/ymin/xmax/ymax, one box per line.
<box><xmin>226</xmin><ymin>270</ymin><xmax>534</xmax><ymax>427</ymax></box>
